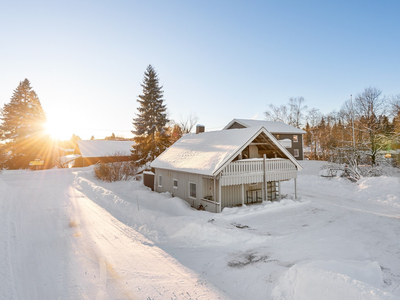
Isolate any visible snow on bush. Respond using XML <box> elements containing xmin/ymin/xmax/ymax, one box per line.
<box><xmin>320</xmin><ymin>161</ymin><xmax>400</xmax><ymax>182</ymax></box>
<box><xmin>94</xmin><ymin>161</ymin><xmax>138</xmax><ymax>182</ymax></box>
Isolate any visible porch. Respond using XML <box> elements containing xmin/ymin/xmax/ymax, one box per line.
<box><xmin>199</xmin><ymin>158</ymin><xmax>299</xmax><ymax>213</ymax></box>
<box><xmin>220</xmin><ymin>158</ymin><xmax>297</xmax><ymax>186</ymax></box>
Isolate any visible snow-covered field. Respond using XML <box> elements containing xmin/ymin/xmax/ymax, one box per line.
<box><xmin>1</xmin><ymin>161</ymin><xmax>399</xmax><ymax>299</ymax></box>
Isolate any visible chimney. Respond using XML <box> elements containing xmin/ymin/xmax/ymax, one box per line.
<box><xmin>196</xmin><ymin>124</ymin><xmax>205</xmax><ymax>134</ymax></box>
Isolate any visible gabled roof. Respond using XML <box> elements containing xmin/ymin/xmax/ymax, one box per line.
<box><xmin>150</xmin><ymin>126</ymin><xmax>302</xmax><ymax>176</ymax></box>
<box><xmin>77</xmin><ymin>140</ymin><xmax>134</xmax><ymax>158</ymax></box>
<box><xmin>223</xmin><ymin>119</ymin><xmax>306</xmax><ymax>134</ymax></box>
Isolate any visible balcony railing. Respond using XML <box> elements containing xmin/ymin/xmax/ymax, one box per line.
<box><xmin>220</xmin><ymin>158</ymin><xmax>297</xmax><ymax>186</ymax></box>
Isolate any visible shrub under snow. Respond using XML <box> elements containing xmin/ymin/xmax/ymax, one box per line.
<box><xmin>94</xmin><ymin>161</ymin><xmax>138</xmax><ymax>182</ymax></box>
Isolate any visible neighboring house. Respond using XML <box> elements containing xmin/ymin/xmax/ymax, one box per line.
<box><xmin>223</xmin><ymin>119</ymin><xmax>306</xmax><ymax>160</ymax></box>
<box><xmin>150</xmin><ymin>126</ymin><xmax>302</xmax><ymax>213</ymax></box>
<box><xmin>73</xmin><ymin>140</ymin><xmax>134</xmax><ymax>167</ymax></box>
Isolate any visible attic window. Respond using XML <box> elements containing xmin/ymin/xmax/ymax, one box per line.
<box><xmin>293</xmin><ymin>135</ymin><xmax>298</xmax><ymax>142</ymax></box>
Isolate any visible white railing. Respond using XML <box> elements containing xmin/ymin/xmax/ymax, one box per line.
<box><xmin>220</xmin><ymin>158</ymin><xmax>297</xmax><ymax>186</ymax></box>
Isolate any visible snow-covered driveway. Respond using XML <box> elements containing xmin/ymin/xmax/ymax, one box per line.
<box><xmin>0</xmin><ymin>169</ymin><xmax>225</xmax><ymax>300</ymax></box>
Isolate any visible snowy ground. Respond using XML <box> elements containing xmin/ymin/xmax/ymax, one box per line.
<box><xmin>1</xmin><ymin>161</ymin><xmax>400</xmax><ymax>299</ymax></box>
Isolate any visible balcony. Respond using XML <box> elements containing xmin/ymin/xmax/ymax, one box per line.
<box><xmin>220</xmin><ymin>158</ymin><xmax>297</xmax><ymax>186</ymax></box>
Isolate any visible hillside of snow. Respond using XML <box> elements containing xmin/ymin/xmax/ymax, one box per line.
<box><xmin>1</xmin><ymin>161</ymin><xmax>399</xmax><ymax>299</ymax></box>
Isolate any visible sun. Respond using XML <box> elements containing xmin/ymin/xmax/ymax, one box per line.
<box><xmin>44</xmin><ymin>118</ymin><xmax>74</xmax><ymax>141</ymax></box>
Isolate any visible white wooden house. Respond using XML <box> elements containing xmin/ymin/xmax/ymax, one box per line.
<box><xmin>150</xmin><ymin>126</ymin><xmax>302</xmax><ymax>213</ymax></box>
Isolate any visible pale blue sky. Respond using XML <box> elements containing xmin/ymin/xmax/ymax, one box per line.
<box><xmin>1</xmin><ymin>1</ymin><xmax>400</xmax><ymax>139</ymax></box>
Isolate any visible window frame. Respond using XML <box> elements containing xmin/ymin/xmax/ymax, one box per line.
<box><xmin>173</xmin><ymin>178</ymin><xmax>178</xmax><ymax>189</ymax></box>
<box><xmin>293</xmin><ymin>135</ymin><xmax>298</xmax><ymax>143</ymax></box>
<box><xmin>158</xmin><ymin>175</ymin><xmax>163</xmax><ymax>187</ymax></box>
<box><xmin>189</xmin><ymin>182</ymin><xmax>196</xmax><ymax>199</ymax></box>
<box><xmin>293</xmin><ymin>149</ymin><xmax>300</xmax><ymax>157</ymax></box>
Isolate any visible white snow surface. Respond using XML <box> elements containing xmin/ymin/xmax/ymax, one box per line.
<box><xmin>77</xmin><ymin>140</ymin><xmax>134</xmax><ymax>158</ymax></box>
<box><xmin>1</xmin><ymin>160</ymin><xmax>400</xmax><ymax>299</ymax></box>
<box><xmin>224</xmin><ymin>119</ymin><xmax>306</xmax><ymax>134</ymax></box>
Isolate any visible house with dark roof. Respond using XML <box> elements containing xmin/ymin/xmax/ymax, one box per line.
<box><xmin>223</xmin><ymin>119</ymin><xmax>306</xmax><ymax>160</ymax></box>
<box><xmin>150</xmin><ymin>126</ymin><xmax>302</xmax><ymax>213</ymax></box>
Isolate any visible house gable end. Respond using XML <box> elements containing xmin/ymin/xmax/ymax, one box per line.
<box><xmin>213</xmin><ymin>127</ymin><xmax>302</xmax><ymax>176</ymax></box>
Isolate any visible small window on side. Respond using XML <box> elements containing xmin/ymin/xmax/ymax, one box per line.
<box><xmin>294</xmin><ymin>149</ymin><xmax>299</xmax><ymax>157</ymax></box>
<box><xmin>189</xmin><ymin>182</ymin><xmax>196</xmax><ymax>198</ymax></box>
<box><xmin>158</xmin><ymin>175</ymin><xmax>163</xmax><ymax>187</ymax></box>
<box><xmin>173</xmin><ymin>179</ymin><xmax>178</xmax><ymax>189</ymax></box>
<box><xmin>293</xmin><ymin>135</ymin><xmax>298</xmax><ymax>142</ymax></box>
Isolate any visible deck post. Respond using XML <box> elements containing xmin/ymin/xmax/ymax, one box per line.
<box><xmin>241</xmin><ymin>183</ymin><xmax>244</xmax><ymax>206</ymax></box>
<box><xmin>278</xmin><ymin>180</ymin><xmax>281</xmax><ymax>200</ymax></box>
<box><xmin>214</xmin><ymin>177</ymin><xmax>217</xmax><ymax>213</ymax></box>
<box><xmin>263</xmin><ymin>154</ymin><xmax>267</xmax><ymax>201</ymax></box>
<box><xmin>218</xmin><ymin>178</ymin><xmax>222</xmax><ymax>213</ymax></box>
<box><xmin>294</xmin><ymin>178</ymin><xmax>297</xmax><ymax>199</ymax></box>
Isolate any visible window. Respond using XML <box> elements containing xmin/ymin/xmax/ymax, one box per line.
<box><xmin>276</xmin><ymin>134</ymin><xmax>280</xmax><ymax>140</ymax></box>
<box><xmin>158</xmin><ymin>175</ymin><xmax>162</xmax><ymax>187</ymax></box>
<box><xmin>189</xmin><ymin>182</ymin><xmax>196</xmax><ymax>198</ymax></box>
<box><xmin>293</xmin><ymin>135</ymin><xmax>298</xmax><ymax>142</ymax></box>
<box><xmin>294</xmin><ymin>149</ymin><xmax>299</xmax><ymax>157</ymax></box>
<box><xmin>173</xmin><ymin>179</ymin><xmax>178</xmax><ymax>189</ymax></box>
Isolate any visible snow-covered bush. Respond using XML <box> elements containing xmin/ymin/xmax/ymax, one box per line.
<box><xmin>321</xmin><ymin>159</ymin><xmax>400</xmax><ymax>182</ymax></box>
<box><xmin>94</xmin><ymin>161</ymin><xmax>138</xmax><ymax>182</ymax></box>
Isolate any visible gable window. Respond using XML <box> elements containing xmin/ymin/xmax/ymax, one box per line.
<box><xmin>173</xmin><ymin>179</ymin><xmax>178</xmax><ymax>189</ymax></box>
<box><xmin>293</xmin><ymin>135</ymin><xmax>298</xmax><ymax>142</ymax></box>
<box><xmin>294</xmin><ymin>149</ymin><xmax>299</xmax><ymax>157</ymax></box>
<box><xmin>189</xmin><ymin>182</ymin><xmax>196</xmax><ymax>198</ymax></box>
<box><xmin>276</xmin><ymin>134</ymin><xmax>280</xmax><ymax>140</ymax></box>
<box><xmin>158</xmin><ymin>175</ymin><xmax>163</xmax><ymax>187</ymax></box>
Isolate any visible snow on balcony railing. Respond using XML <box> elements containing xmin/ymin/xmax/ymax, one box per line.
<box><xmin>220</xmin><ymin>158</ymin><xmax>297</xmax><ymax>186</ymax></box>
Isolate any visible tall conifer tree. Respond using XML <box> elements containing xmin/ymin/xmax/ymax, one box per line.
<box><xmin>0</xmin><ymin>79</ymin><xmax>48</xmax><ymax>169</ymax></box>
<box><xmin>131</xmin><ymin>65</ymin><xmax>170</xmax><ymax>166</ymax></box>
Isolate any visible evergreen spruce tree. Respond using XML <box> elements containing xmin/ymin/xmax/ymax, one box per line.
<box><xmin>131</xmin><ymin>65</ymin><xmax>170</xmax><ymax>167</ymax></box>
<box><xmin>0</xmin><ymin>79</ymin><xmax>48</xmax><ymax>169</ymax></box>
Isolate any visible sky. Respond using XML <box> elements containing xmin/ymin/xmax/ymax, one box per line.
<box><xmin>1</xmin><ymin>0</ymin><xmax>400</xmax><ymax>140</ymax></box>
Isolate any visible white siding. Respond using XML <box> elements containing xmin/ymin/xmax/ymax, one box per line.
<box><xmin>154</xmin><ymin>169</ymin><xmax>206</xmax><ymax>209</ymax></box>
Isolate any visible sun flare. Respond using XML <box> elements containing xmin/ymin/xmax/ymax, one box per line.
<box><xmin>45</xmin><ymin>118</ymin><xmax>73</xmax><ymax>141</ymax></box>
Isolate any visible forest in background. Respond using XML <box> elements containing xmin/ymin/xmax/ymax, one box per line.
<box><xmin>265</xmin><ymin>89</ymin><xmax>400</xmax><ymax>167</ymax></box>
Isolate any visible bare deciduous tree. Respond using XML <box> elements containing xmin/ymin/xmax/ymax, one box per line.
<box><xmin>178</xmin><ymin>113</ymin><xmax>199</xmax><ymax>134</ymax></box>
<box><xmin>353</xmin><ymin>87</ymin><xmax>388</xmax><ymax>165</ymax></box>
<box><xmin>265</xmin><ymin>97</ymin><xmax>307</xmax><ymax>128</ymax></box>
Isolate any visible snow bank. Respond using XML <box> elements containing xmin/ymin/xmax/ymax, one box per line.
<box><xmin>357</xmin><ymin>177</ymin><xmax>400</xmax><ymax>208</ymax></box>
<box><xmin>272</xmin><ymin>260</ymin><xmax>394</xmax><ymax>300</ymax></box>
<box><xmin>73</xmin><ymin>171</ymin><xmax>268</xmax><ymax>247</ymax></box>
<box><xmin>221</xmin><ymin>199</ymin><xmax>305</xmax><ymax>217</ymax></box>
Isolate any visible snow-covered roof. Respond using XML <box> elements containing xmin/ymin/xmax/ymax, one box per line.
<box><xmin>60</xmin><ymin>154</ymin><xmax>81</xmax><ymax>164</ymax></box>
<box><xmin>151</xmin><ymin>127</ymin><xmax>302</xmax><ymax>176</ymax></box>
<box><xmin>77</xmin><ymin>140</ymin><xmax>134</xmax><ymax>158</ymax></box>
<box><xmin>223</xmin><ymin>119</ymin><xmax>306</xmax><ymax>134</ymax></box>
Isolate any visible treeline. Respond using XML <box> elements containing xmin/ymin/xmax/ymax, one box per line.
<box><xmin>265</xmin><ymin>88</ymin><xmax>400</xmax><ymax>166</ymax></box>
<box><xmin>0</xmin><ymin>69</ymin><xmax>197</xmax><ymax>170</ymax></box>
